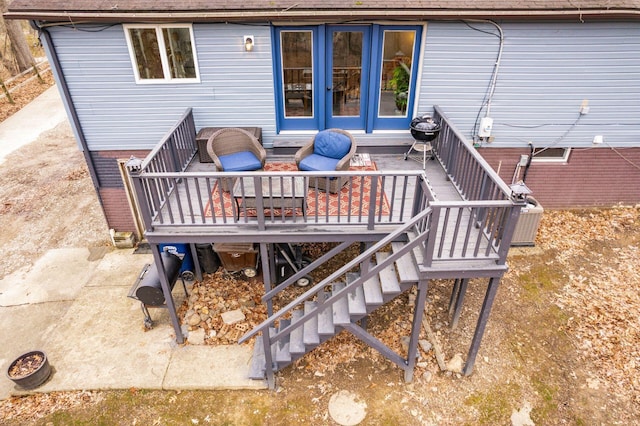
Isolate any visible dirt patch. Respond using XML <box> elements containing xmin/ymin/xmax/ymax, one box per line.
<box><xmin>0</xmin><ymin>120</ymin><xmax>110</xmax><ymax>279</ymax></box>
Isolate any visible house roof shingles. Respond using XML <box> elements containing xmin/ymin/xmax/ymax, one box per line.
<box><xmin>6</xmin><ymin>1</ymin><xmax>640</xmax><ymax>22</ymax></box>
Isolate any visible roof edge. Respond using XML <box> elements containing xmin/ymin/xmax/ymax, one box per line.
<box><xmin>5</xmin><ymin>9</ymin><xmax>640</xmax><ymax>24</ymax></box>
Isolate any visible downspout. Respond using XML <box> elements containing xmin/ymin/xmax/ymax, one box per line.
<box><xmin>31</xmin><ymin>20</ymin><xmax>104</xmax><ymax>210</ymax></box>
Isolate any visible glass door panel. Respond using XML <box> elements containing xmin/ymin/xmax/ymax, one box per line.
<box><xmin>332</xmin><ymin>31</ymin><xmax>362</xmax><ymax>116</ymax></box>
<box><xmin>281</xmin><ymin>31</ymin><xmax>314</xmax><ymax>118</ymax></box>
<box><xmin>378</xmin><ymin>30</ymin><xmax>416</xmax><ymax>117</ymax></box>
<box><xmin>326</xmin><ymin>26</ymin><xmax>370</xmax><ymax>129</ymax></box>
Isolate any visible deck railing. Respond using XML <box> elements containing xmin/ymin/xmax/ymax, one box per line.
<box><xmin>140</xmin><ymin>108</ymin><xmax>198</xmax><ymax>174</ymax></box>
<box><xmin>131</xmin><ymin>169</ymin><xmax>428</xmax><ymax>232</ymax></box>
<box><xmin>128</xmin><ymin>106</ymin><xmax>523</xmax><ymax>264</ymax></box>
<box><xmin>128</xmin><ymin>108</ymin><xmax>198</xmax><ymax>231</ymax></box>
<box><xmin>430</xmin><ymin>106</ymin><xmax>522</xmax><ymax>264</ymax></box>
<box><xmin>432</xmin><ymin>105</ymin><xmax>512</xmax><ymax>204</ymax></box>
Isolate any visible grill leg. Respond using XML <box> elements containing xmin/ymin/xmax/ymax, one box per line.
<box><xmin>141</xmin><ymin>304</ymin><xmax>154</xmax><ymax>329</ymax></box>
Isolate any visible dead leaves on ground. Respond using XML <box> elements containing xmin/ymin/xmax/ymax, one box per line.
<box><xmin>537</xmin><ymin>207</ymin><xmax>640</xmax><ymax>405</ymax></box>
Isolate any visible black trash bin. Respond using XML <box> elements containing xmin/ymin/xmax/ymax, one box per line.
<box><xmin>196</xmin><ymin>243</ymin><xmax>220</xmax><ymax>273</ymax></box>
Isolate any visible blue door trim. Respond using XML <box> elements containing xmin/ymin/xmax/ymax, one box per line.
<box><xmin>273</xmin><ymin>24</ymin><xmax>422</xmax><ymax>133</ymax></box>
<box><xmin>273</xmin><ymin>26</ymin><xmax>320</xmax><ymax>131</ymax></box>
<box><xmin>325</xmin><ymin>25</ymin><xmax>371</xmax><ymax>130</ymax></box>
<box><xmin>371</xmin><ymin>25</ymin><xmax>423</xmax><ymax>131</ymax></box>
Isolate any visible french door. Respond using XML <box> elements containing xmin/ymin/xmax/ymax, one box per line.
<box><xmin>275</xmin><ymin>25</ymin><xmax>421</xmax><ymax>132</ymax></box>
<box><xmin>325</xmin><ymin>26</ymin><xmax>370</xmax><ymax>129</ymax></box>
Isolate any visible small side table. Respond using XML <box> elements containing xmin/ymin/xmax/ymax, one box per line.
<box><xmin>232</xmin><ymin>176</ymin><xmax>307</xmax><ymax>219</ymax></box>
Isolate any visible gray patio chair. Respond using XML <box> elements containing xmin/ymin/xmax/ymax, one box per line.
<box><xmin>294</xmin><ymin>128</ymin><xmax>357</xmax><ymax>193</ymax></box>
<box><xmin>206</xmin><ymin>127</ymin><xmax>266</xmax><ymax>191</ymax></box>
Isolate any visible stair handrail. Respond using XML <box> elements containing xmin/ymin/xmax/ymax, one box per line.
<box><xmin>272</xmin><ymin>221</ymin><xmax>431</xmax><ymax>346</ymax></box>
<box><xmin>238</xmin><ymin>204</ymin><xmax>434</xmax><ymax>345</ymax></box>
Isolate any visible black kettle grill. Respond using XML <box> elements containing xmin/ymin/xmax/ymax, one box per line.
<box><xmin>405</xmin><ymin>115</ymin><xmax>441</xmax><ymax>167</ymax></box>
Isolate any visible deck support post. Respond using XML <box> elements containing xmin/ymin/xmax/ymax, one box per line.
<box><xmin>261</xmin><ymin>331</ymin><xmax>275</xmax><ymax>389</ymax></box>
<box><xmin>449</xmin><ymin>278</ymin><xmax>469</xmax><ymax>329</ymax></box>
<box><xmin>259</xmin><ymin>243</ymin><xmax>273</xmax><ymax>316</ymax></box>
<box><xmin>448</xmin><ymin>278</ymin><xmax>461</xmax><ymax>315</ymax></box>
<box><xmin>189</xmin><ymin>243</ymin><xmax>203</xmax><ymax>281</ymax></box>
<box><xmin>151</xmin><ymin>243</ymin><xmax>184</xmax><ymax>344</ymax></box>
<box><xmin>463</xmin><ymin>276</ymin><xmax>501</xmax><ymax>376</ymax></box>
<box><xmin>404</xmin><ymin>279</ymin><xmax>429</xmax><ymax>382</ymax></box>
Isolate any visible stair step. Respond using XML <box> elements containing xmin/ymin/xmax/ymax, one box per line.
<box><xmin>362</xmin><ymin>262</ymin><xmax>384</xmax><ymax>305</ymax></box>
<box><xmin>248</xmin><ymin>327</ymin><xmax>276</xmax><ymax>380</ymax></box>
<box><xmin>275</xmin><ymin>319</ymin><xmax>291</xmax><ymax>364</ymax></box>
<box><xmin>376</xmin><ymin>251</ymin><xmax>401</xmax><ymax>294</ymax></box>
<box><xmin>391</xmin><ymin>242</ymin><xmax>420</xmax><ymax>283</ymax></box>
<box><xmin>331</xmin><ymin>282</ymin><xmax>351</xmax><ymax>325</ymax></box>
<box><xmin>317</xmin><ymin>291</ymin><xmax>335</xmax><ymax>335</ymax></box>
<box><xmin>303</xmin><ymin>301</ymin><xmax>320</xmax><ymax>345</ymax></box>
<box><xmin>289</xmin><ymin>309</ymin><xmax>305</xmax><ymax>354</ymax></box>
<box><xmin>346</xmin><ymin>273</ymin><xmax>367</xmax><ymax>315</ymax></box>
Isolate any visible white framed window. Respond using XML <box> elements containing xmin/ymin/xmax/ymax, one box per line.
<box><xmin>124</xmin><ymin>24</ymin><xmax>200</xmax><ymax>83</ymax></box>
<box><xmin>532</xmin><ymin>147</ymin><xmax>571</xmax><ymax>163</ymax></box>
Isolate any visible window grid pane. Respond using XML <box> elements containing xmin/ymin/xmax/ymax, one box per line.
<box><xmin>129</xmin><ymin>28</ymin><xmax>164</xmax><ymax>80</ymax></box>
<box><xmin>162</xmin><ymin>28</ymin><xmax>197</xmax><ymax>79</ymax></box>
<box><xmin>281</xmin><ymin>31</ymin><xmax>313</xmax><ymax>118</ymax></box>
<box><xmin>378</xmin><ymin>30</ymin><xmax>416</xmax><ymax>117</ymax></box>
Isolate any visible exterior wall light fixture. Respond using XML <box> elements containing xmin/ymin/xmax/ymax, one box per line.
<box><xmin>244</xmin><ymin>35</ymin><xmax>254</xmax><ymax>52</ymax></box>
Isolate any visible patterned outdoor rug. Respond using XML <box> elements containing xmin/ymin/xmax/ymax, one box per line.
<box><xmin>204</xmin><ymin>162</ymin><xmax>389</xmax><ymax>218</ymax></box>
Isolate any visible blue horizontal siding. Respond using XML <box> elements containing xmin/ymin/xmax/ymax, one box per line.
<box><xmin>418</xmin><ymin>20</ymin><xmax>640</xmax><ymax>148</ymax></box>
<box><xmin>50</xmin><ymin>23</ymin><xmax>276</xmax><ymax>150</ymax></box>
<box><xmin>50</xmin><ymin>20</ymin><xmax>639</xmax><ymax>151</ymax></box>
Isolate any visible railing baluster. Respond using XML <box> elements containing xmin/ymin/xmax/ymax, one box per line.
<box><xmin>449</xmin><ymin>207</ymin><xmax>464</xmax><ymax>258</ymax></box>
<box><xmin>254</xmin><ymin>175</ymin><xmax>266</xmax><ymax>231</ymax></box>
<box><xmin>472</xmin><ymin>206</ymin><xmax>485</xmax><ymax>257</ymax></box>
<box><xmin>367</xmin><ymin>173</ymin><xmax>378</xmax><ymax>230</ymax></box>
<box><xmin>214</xmin><ymin>178</ymin><xmax>228</xmax><ymax>223</ymax></box>
<box><xmin>205</xmin><ymin>178</ymin><xmax>215</xmax><ymax>224</ymax></box>
<box><xmin>148</xmin><ymin>177</ymin><xmax>164</xmax><ymax>224</ymax></box>
<box><xmin>183</xmin><ymin>178</ymin><xmax>195</xmax><ymax>224</ymax></box>
<box><xmin>346</xmin><ymin>176</ymin><xmax>354</xmax><ymax>222</ymax></box>
<box><xmin>377</xmin><ymin>175</ymin><xmax>386</xmax><ymax>222</ymax></box>
<box><xmin>167</xmin><ymin>177</ymin><xmax>180</xmax><ymax>224</ymax></box>
<box><xmin>461</xmin><ymin>208</ymin><xmax>475</xmax><ymax>257</ymax></box>
<box><xmin>437</xmin><ymin>207</ymin><xmax>450</xmax><ymax>258</ymax></box>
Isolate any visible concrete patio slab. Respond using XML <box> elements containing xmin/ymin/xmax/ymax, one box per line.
<box><xmin>1</xmin><ymin>247</ymin><xmax>267</xmax><ymax>398</ymax></box>
<box><xmin>0</xmin><ymin>248</ymin><xmax>97</xmax><ymax>306</ymax></box>
<box><xmin>163</xmin><ymin>345</ymin><xmax>266</xmax><ymax>390</ymax></box>
<box><xmin>0</xmin><ymin>302</ymin><xmax>72</xmax><ymax>399</ymax></box>
<box><xmin>33</xmin><ymin>285</ymin><xmax>175</xmax><ymax>393</ymax></box>
<box><xmin>87</xmin><ymin>248</ymin><xmax>153</xmax><ymax>288</ymax></box>
<box><xmin>0</xmin><ymin>86</ymin><xmax>67</xmax><ymax>164</ymax></box>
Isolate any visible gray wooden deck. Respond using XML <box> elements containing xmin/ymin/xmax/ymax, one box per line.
<box><xmin>127</xmin><ymin>107</ymin><xmax>524</xmax><ymax>381</ymax></box>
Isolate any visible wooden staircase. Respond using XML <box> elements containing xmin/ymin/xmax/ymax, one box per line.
<box><xmin>238</xmin><ymin>197</ymin><xmax>516</xmax><ymax>387</ymax></box>
<box><xmin>248</xmin><ymin>241</ymin><xmax>420</xmax><ymax>380</ymax></box>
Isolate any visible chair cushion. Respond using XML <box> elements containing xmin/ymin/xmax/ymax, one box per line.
<box><xmin>313</xmin><ymin>130</ymin><xmax>351</xmax><ymax>159</ymax></box>
<box><xmin>298</xmin><ymin>153</ymin><xmax>340</xmax><ymax>172</ymax></box>
<box><xmin>218</xmin><ymin>151</ymin><xmax>262</xmax><ymax>171</ymax></box>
